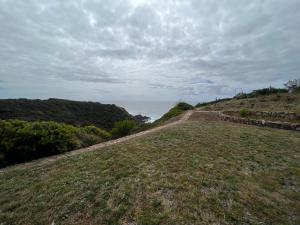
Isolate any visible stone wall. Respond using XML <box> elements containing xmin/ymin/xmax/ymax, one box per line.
<box><xmin>218</xmin><ymin>112</ymin><xmax>300</xmax><ymax>131</ymax></box>
<box><xmin>251</xmin><ymin>111</ymin><xmax>297</xmax><ymax>120</ymax></box>
<box><xmin>224</xmin><ymin>110</ymin><xmax>298</xmax><ymax>120</ymax></box>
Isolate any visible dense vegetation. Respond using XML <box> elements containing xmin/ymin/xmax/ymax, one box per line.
<box><xmin>154</xmin><ymin>102</ymin><xmax>194</xmax><ymax>124</ymax></box>
<box><xmin>0</xmin><ymin>98</ymin><xmax>136</xmax><ymax>130</ymax></box>
<box><xmin>1</xmin><ymin>116</ymin><xmax>299</xmax><ymax>224</ymax></box>
<box><xmin>0</xmin><ymin>120</ymin><xmax>110</xmax><ymax>168</ymax></box>
<box><xmin>111</xmin><ymin>120</ymin><xmax>137</xmax><ymax>138</ymax></box>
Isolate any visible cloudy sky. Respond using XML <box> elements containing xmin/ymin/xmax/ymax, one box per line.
<box><xmin>0</xmin><ymin>0</ymin><xmax>299</xmax><ymax>103</ymax></box>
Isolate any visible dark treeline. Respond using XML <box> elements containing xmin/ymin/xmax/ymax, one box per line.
<box><xmin>0</xmin><ymin>98</ymin><xmax>136</xmax><ymax>130</ymax></box>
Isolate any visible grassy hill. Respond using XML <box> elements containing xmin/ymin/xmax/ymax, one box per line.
<box><xmin>197</xmin><ymin>93</ymin><xmax>300</xmax><ymax>113</ymax></box>
<box><xmin>1</xmin><ymin>114</ymin><xmax>299</xmax><ymax>225</ymax></box>
<box><xmin>0</xmin><ymin>98</ymin><xmax>135</xmax><ymax>130</ymax></box>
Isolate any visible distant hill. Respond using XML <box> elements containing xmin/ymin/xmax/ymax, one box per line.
<box><xmin>0</xmin><ymin>98</ymin><xmax>137</xmax><ymax>130</ymax></box>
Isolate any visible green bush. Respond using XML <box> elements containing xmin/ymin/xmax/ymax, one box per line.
<box><xmin>111</xmin><ymin>120</ymin><xmax>137</xmax><ymax>138</ymax></box>
<box><xmin>239</xmin><ymin>109</ymin><xmax>251</xmax><ymax>117</ymax></box>
<box><xmin>176</xmin><ymin>102</ymin><xmax>194</xmax><ymax>110</ymax></box>
<box><xmin>0</xmin><ymin>120</ymin><xmax>110</xmax><ymax>168</ymax></box>
<box><xmin>82</xmin><ymin>125</ymin><xmax>111</xmax><ymax>139</ymax></box>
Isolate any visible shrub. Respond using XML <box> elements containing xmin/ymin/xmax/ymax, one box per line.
<box><xmin>0</xmin><ymin>120</ymin><xmax>110</xmax><ymax>168</ymax></box>
<box><xmin>284</xmin><ymin>79</ymin><xmax>300</xmax><ymax>93</ymax></box>
<box><xmin>82</xmin><ymin>125</ymin><xmax>111</xmax><ymax>139</ymax></box>
<box><xmin>0</xmin><ymin>120</ymin><xmax>79</xmax><ymax>167</ymax></box>
<box><xmin>111</xmin><ymin>120</ymin><xmax>136</xmax><ymax>138</ymax></box>
<box><xmin>239</xmin><ymin>109</ymin><xmax>250</xmax><ymax>117</ymax></box>
<box><xmin>176</xmin><ymin>102</ymin><xmax>194</xmax><ymax>110</ymax></box>
<box><xmin>76</xmin><ymin>125</ymin><xmax>111</xmax><ymax>147</ymax></box>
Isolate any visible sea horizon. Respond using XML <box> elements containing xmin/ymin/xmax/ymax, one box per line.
<box><xmin>106</xmin><ymin>101</ymin><xmax>177</xmax><ymax>122</ymax></box>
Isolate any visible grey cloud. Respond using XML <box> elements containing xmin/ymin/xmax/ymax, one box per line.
<box><xmin>0</xmin><ymin>0</ymin><xmax>300</xmax><ymax>101</ymax></box>
<box><xmin>0</xmin><ymin>80</ymin><xmax>4</xmax><ymax>90</ymax></box>
<box><xmin>61</xmin><ymin>74</ymin><xmax>125</xmax><ymax>84</ymax></box>
<box><xmin>95</xmin><ymin>89</ymin><xmax>112</xmax><ymax>94</ymax></box>
<box><xmin>148</xmin><ymin>83</ymin><xmax>176</xmax><ymax>89</ymax></box>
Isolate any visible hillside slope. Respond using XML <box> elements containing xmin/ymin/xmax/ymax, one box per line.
<box><xmin>0</xmin><ymin>98</ymin><xmax>135</xmax><ymax>129</ymax></box>
<box><xmin>198</xmin><ymin>93</ymin><xmax>300</xmax><ymax>113</ymax></box>
<box><xmin>1</xmin><ymin>114</ymin><xmax>299</xmax><ymax>225</ymax></box>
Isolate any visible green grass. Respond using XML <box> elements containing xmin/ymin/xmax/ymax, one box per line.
<box><xmin>0</xmin><ymin>119</ymin><xmax>299</xmax><ymax>225</ymax></box>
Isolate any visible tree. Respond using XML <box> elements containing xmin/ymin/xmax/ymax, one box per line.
<box><xmin>284</xmin><ymin>79</ymin><xmax>300</xmax><ymax>93</ymax></box>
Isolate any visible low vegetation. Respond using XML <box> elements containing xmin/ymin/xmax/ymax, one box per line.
<box><xmin>239</xmin><ymin>108</ymin><xmax>251</xmax><ymax>117</ymax></box>
<box><xmin>111</xmin><ymin>120</ymin><xmax>137</xmax><ymax>138</ymax></box>
<box><xmin>0</xmin><ymin>120</ymin><xmax>110</xmax><ymax>168</ymax></box>
<box><xmin>1</xmin><ymin>118</ymin><xmax>299</xmax><ymax>224</ymax></box>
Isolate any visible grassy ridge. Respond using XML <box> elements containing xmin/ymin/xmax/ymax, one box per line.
<box><xmin>154</xmin><ymin>102</ymin><xmax>194</xmax><ymax>124</ymax></box>
<box><xmin>198</xmin><ymin>93</ymin><xmax>300</xmax><ymax>113</ymax></box>
<box><xmin>1</xmin><ymin>119</ymin><xmax>299</xmax><ymax>224</ymax></box>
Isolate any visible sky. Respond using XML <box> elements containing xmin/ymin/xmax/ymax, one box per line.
<box><xmin>0</xmin><ymin>0</ymin><xmax>300</xmax><ymax>103</ymax></box>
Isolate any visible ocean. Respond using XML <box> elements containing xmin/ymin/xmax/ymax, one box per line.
<box><xmin>109</xmin><ymin>101</ymin><xmax>177</xmax><ymax>122</ymax></box>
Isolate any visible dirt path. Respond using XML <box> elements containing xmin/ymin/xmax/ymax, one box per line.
<box><xmin>0</xmin><ymin>110</ymin><xmax>194</xmax><ymax>171</ymax></box>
